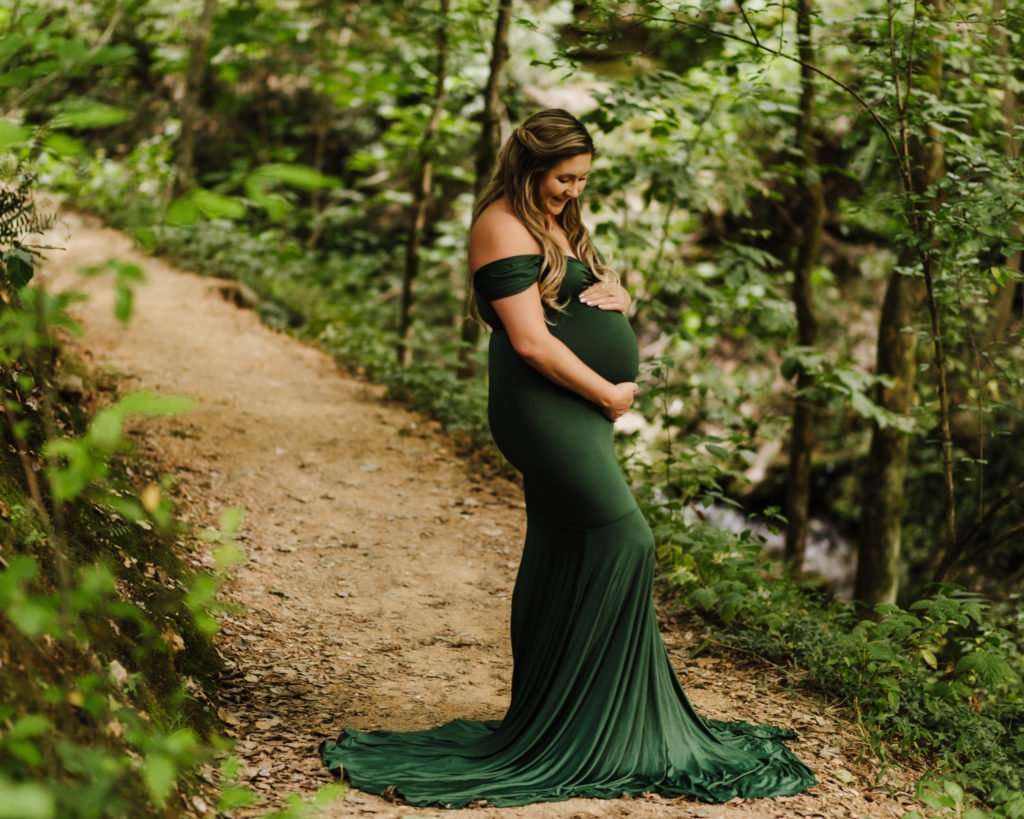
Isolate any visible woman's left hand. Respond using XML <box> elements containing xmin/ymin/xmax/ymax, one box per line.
<box><xmin>578</xmin><ymin>282</ymin><xmax>631</xmax><ymax>313</ymax></box>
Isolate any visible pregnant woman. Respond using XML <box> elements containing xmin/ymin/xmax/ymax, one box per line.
<box><xmin>318</xmin><ymin>108</ymin><xmax>818</xmax><ymax>808</ymax></box>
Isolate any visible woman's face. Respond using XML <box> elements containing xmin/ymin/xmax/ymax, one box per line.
<box><xmin>537</xmin><ymin>153</ymin><xmax>592</xmax><ymax>220</ymax></box>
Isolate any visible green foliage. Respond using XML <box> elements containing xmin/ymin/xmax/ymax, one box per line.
<box><xmin>639</xmin><ymin>480</ymin><xmax>1024</xmax><ymax>812</ymax></box>
<box><xmin>8</xmin><ymin>0</ymin><xmax>1024</xmax><ymax>813</ymax></box>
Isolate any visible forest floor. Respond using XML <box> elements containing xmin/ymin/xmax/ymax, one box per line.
<box><xmin>39</xmin><ymin>204</ymin><xmax>926</xmax><ymax>819</ymax></box>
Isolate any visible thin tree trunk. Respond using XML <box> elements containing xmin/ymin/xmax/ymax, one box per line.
<box><xmin>921</xmin><ymin>0</ymin><xmax>958</xmax><ymax>577</ymax></box>
<box><xmin>854</xmin><ymin>264</ymin><xmax>927</xmax><ymax>610</ymax></box>
<box><xmin>307</xmin><ymin>1</ymin><xmax>352</xmax><ymax>250</ymax></box>
<box><xmin>926</xmin><ymin>0</ymin><xmax>1021</xmax><ymax>586</ymax></box>
<box><xmin>307</xmin><ymin>114</ymin><xmax>330</xmax><ymax>250</ymax></box>
<box><xmin>983</xmin><ymin>0</ymin><xmax>1020</xmax><ymax>349</ymax></box>
<box><xmin>783</xmin><ymin>0</ymin><xmax>824</xmax><ymax>574</ymax></box>
<box><xmin>308</xmin><ymin>1</ymin><xmax>330</xmax><ymax>242</ymax></box>
<box><xmin>854</xmin><ymin>0</ymin><xmax>946</xmax><ymax>614</ymax></box>
<box><xmin>396</xmin><ymin>0</ymin><xmax>449</xmax><ymax>367</ymax></box>
<box><xmin>174</xmin><ymin>0</ymin><xmax>218</xmax><ymax>197</ymax></box>
<box><xmin>473</xmin><ymin>0</ymin><xmax>513</xmax><ymax>200</ymax></box>
<box><xmin>457</xmin><ymin>0</ymin><xmax>513</xmax><ymax>379</ymax></box>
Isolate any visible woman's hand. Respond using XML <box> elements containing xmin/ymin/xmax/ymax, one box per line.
<box><xmin>602</xmin><ymin>381</ymin><xmax>638</xmax><ymax>422</ymax></box>
<box><xmin>579</xmin><ymin>281</ymin><xmax>631</xmax><ymax>313</ymax></box>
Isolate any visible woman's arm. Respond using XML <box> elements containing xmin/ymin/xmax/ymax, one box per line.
<box><xmin>491</xmin><ymin>286</ymin><xmax>636</xmax><ymax>420</ymax></box>
<box><xmin>469</xmin><ymin>210</ymin><xmax>636</xmax><ymax>419</ymax></box>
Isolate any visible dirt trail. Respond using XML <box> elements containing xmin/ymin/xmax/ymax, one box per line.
<box><xmin>38</xmin><ymin>205</ymin><xmax>923</xmax><ymax>819</ymax></box>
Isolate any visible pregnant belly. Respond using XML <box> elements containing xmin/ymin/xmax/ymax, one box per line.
<box><xmin>548</xmin><ymin>303</ymin><xmax>640</xmax><ymax>384</ymax></box>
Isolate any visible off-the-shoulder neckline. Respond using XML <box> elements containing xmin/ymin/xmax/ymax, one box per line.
<box><xmin>470</xmin><ymin>253</ymin><xmax>590</xmax><ymax>278</ymax></box>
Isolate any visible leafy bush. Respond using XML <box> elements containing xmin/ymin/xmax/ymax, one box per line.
<box><xmin>639</xmin><ymin>482</ymin><xmax>1024</xmax><ymax>816</ymax></box>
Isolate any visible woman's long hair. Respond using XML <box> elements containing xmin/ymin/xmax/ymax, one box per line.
<box><xmin>467</xmin><ymin>108</ymin><xmax>621</xmax><ymax>327</ymax></box>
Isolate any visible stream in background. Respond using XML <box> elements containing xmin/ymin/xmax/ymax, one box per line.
<box><xmin>687</xmin><ymin>501</ymin><xmax>858</xmax><ymax>599</ymax></box>
<box><xmin>625</xmin><ymin>411</ymin><xmax>859</xmax><ymax>599</ymax></box>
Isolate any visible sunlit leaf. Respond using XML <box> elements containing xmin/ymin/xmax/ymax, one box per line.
<box><xmin>0</xmin><ymin>782</ymin><xmax>55</xmax><ymax>819</ymax></box>
<box><xmin>43</xmin><ymin>132</ymin><xmax>86</xmax><ymax>157</ymax></box>
<box><xmin>51</xmin><ymin>100</ymin><xmax>130</xmax><ymax>130</ymax></box>
<box><xmin>112</xmin><ymin>391</ymin><xmax>197</xmax><ymax>417</ymax></box>
<box><xmin>192</xmin><ymin>188</ymin><xmax>246</xmax><ymax>220</ymax></box>
<box><xmin>143</xmin><ymin>752</ymin><xmax>176</xmax><ymax>806</ymax></box>
<box><xmin>253</xmin><ymin>163</ymin><xmax>339</xmax><ymax>190</ymax></box>
<box><xmin>0</xmin><ymin>118</ymin><xmax>30</xmax><ymax>149</ymax></box>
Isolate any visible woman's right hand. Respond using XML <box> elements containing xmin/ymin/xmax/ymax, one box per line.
<box><xmin>602</xmin><ymin>382</ymin><xmax>638</xmax><ymax>421</ymax></box>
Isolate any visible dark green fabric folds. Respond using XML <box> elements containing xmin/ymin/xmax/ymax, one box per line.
<box><xmin>473</xmin><ymin>253</ymin><xmax>542</xmax><ymax>302</ymax></box>
<box><xmin>318</xmin><ymin>254</ymin><xmax>818</xmax><ymax>808</ymax></box>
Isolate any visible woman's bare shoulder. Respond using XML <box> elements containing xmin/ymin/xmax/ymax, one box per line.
<box><xmin>469</xmin><ymin>200</ymin><xmax>542</xmax><ymax>270</ymax></box>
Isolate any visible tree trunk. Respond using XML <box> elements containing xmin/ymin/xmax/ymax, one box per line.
<box><xmin>457</xmin><ymin>0</ymin><xmax>513</xmax><ymax>379</ymax></box>
<box><xmin>854</xmin><ymin>265</ymin><xmax>927</xmax><ymax>610</ymax></box>
<box><xmin>396</xmin><ymin>0</ymin><xmax>450</xmax><ymax>367</ymax></box>
<box><xmin>174</xmin><ymin>0</ymin><xmax>218</xmax><ymax>197</ymax></box>
<box><xmin>983</xmin><ymin>0</ymin><xmax>1020</xmax><ymax>349</ymax></box>
<box><xmin>307</xmin><ymin>1</ymin><xmax>352</xmax><ymax>250</ymax></box>
<box><xmin>854</xmin><ymin>0</ymin><xmax>946</xmax><ymax>614</ymax></box>
<box><xmin>783</xmin><ymin>0</ymin><xmax>824</xmax><ymax>574</ymax></box>
<box><xmin>925</xmin><ymin>0</ymin><xmax>1021</xmax><ymax>586</ymax></box>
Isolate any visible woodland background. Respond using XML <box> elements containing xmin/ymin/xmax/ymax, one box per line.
<box><xmin>0</xmin><ymin>0</ymin><xmax>1022</xmax><ymax>816</ymax></box>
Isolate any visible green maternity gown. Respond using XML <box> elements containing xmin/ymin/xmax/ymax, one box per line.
<box><xmin>318</xmin><ymin>253</ymin><xmax>818</xmax><ymax>808</ymax></box>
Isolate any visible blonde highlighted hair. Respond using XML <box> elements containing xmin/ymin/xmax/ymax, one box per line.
<box><xmin>468</xmin><ymin>108</ymin><xmax>620</xmax><ymax>327</ymax></box>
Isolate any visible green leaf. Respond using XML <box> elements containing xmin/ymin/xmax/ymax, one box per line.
<box><xmin>244</xmin><ymin>182</ymin><xmax>292</xmax><ymax>221</ymax></box>
<box><xmin>213</xmin><ymin>541</ymin><xmax>245</xmax><ymax>572</ymax></box>
<box><xmin>88</xmin><ymin>408</ymin><xmax>124</xmax><ymax>450</ymax></box>
<box><xmin>4</xmin><ymin>248</ymin><xmax>34</xmax><ymax>287</ymax></box>
<box><xmin>919</xmin><ymin>789</ymin><xmax>956</xmax><ymax>810</ymax></box>
<box><xmin>0</xmin><ymin>781</ymin><xmax>55</xmax><ymax>819</ymax></box>
<box><xmin>112</xmin><ymin>391</ymin><xmax>197</xmax><ymax>417</ymax></box>
<box><xmin>0</xmin><ymin>33</ymin><xmax>26</xmax><ymax>63</ymax></box>
<box><xmin>99</xmin><ymin>493</ymin><xmax>146</xmax><ymax>521</ymax></box>
<box><xmin>114</xmin><ymin>285</ymin><xmax>133</xmax><ymax>324</ymax></box>
<box><xmin>143</xmin><ymin>752</ymin><xmax>176</xmax><ymax>806</ymax></box>
<box><xmin>42</xmin><ymin>438</ymin><xmax>94</xmax><ymax>500</ymax></box>
<box><xmin>955</xmin><ymin>651</ymin><xmax>1019</xmax><ymax>687</ymax></box>
<box><xmin>7</xmin><ymin>739</ymin><xmax>43</xmax><ymax>766</ymax></box>
<box><xmin>9</xmin><ymin>714</ymin><xmax>51</xmax><ymax>740</ymax></box>
<box><xmin>8</xmin><ymin>598</ymin><xmax>57</xmax><ymax>637</ymax></box>
<box><xmin>1003</xmin><ymin>792</ymin><xmax>1024</xmax><ymax>819</ymax></box>
<box><xmin>51</xmin><ymin>100</ymin><xmax>130</xmax><ymax>130</ymax></box>
<box><xmin>218</xmin><ymin>506</ymin><xmax>244</xmax><ymax>539</ymax></box>
<box><xmin>867</xmin><ymin>641</ymin><xmax>898</xmax><ymax>662</ymax></box>
<box><xmin>191</xmin><ymin>188</ymin><xmax>246</xmax><ymax>220</ymax></box>
<box><xmin>165</xmin><ymin>195</ymin><xmax>200</xmax><ymax>226</ymax></box>
<box><xmin>75</xmin><ymin>563</ymin><xmax>116</xmax><ymax>598</ymax></box>
<box><xmin>216</xmin><ymin>784</ymin><xmax>257</xmax><ymax>811</ymax></box>
<box><xmin>254</xmin><ymin>163</ymin><xmax>339</xmax><ymax>190</ymax></box>
<box><xmin>0</xmin><ymin>555</ymin><xmax>39</xmax><ymax>598</ymax></box>
<box><xmin>43</xmin><ymin>132</ymin><xmax>86</xmax><ymax>157</ymax></box>
<box><xmin>942</xmin><ymin>780</ymin><xmax>964</xmax><ymax>807</ymax></box>
<box><xmin>0</xmin><ymin>118</ymin><xmax>30</xmax><ymax>150</ymax></box>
